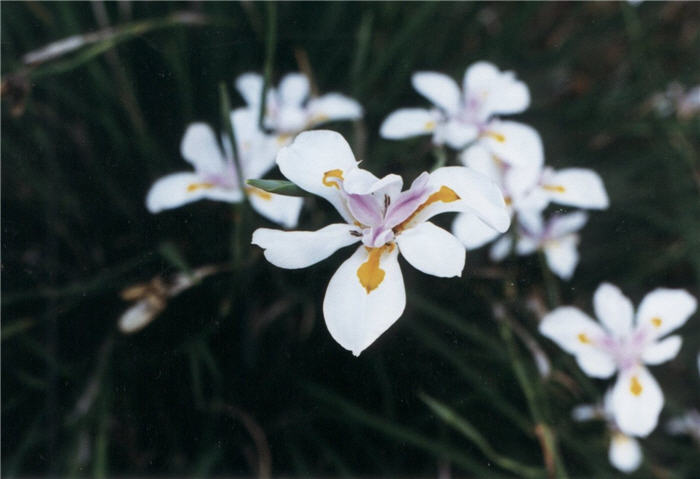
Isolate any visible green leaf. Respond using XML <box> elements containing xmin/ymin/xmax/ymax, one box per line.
<box><xmin>246</xmin><ymin>179</ymin><xmax>307</xmax><ymax>197</ymax></box>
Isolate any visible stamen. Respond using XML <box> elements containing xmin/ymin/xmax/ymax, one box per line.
<box><xmin>629</xmin><ymin>376</ymin><xmax>643</xmax><ymax>396</ymax></box>
<box><xmin>394</xmin><ymin>185</ymin><xmax>460</xmax><ymax>234</ymax></box>
<box><xmin>187</xmin><ymin>182</ymin><xmax>215</xmax><ymax>192</ymax></box>
<box><xmin>322</xmin><ymin>169</ymin><xmax>344</xmax><ymax>189</ymax></box>
<box><xmin>542</xmin><ymin>184</ymin><xmax>566</xmax><ymax>193</ymax></box>
<box><xmin>357</xmin><ymin>244</ymin><xmax>395</xmax><ymax>294</ymax></box>
<box><xmin>245</xmin><ymin>186</ymin><xmax>272</xmax><ymax>201</ymax></box>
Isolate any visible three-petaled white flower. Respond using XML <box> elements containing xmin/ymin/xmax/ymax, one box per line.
<box><xmin>236</xmin><ymin>72</ymin><xmax>363</xmax><ymax>144</ymax></box>
<box><xmin>540</xmin><ymin>283</ymin><xmax>697</xmax><ymax>437</ymax></box>
<box><xmin>572</xmin><ymin>391</ymin><xmax>643</xmax><ymax>473</ymax></box>
<box><xmin>252</xmin><ymin>130</ymin><xmax>510</xmax><ymax>356</ymax></box>
<box><xmin>146</xmin><ymin>109</ymin><xmax>303</xmax><ymax>228</ymax></box>
<box><xmin>380</xmin><ymin>61</ymin><xmax>540</xmax><ymax>163</ymax></box>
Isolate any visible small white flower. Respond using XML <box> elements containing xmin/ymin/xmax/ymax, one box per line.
<box><xmin>145</xmin><ymin>109</ymin><xmax>303</xmax><ymax>228</ymax></box>
<box><xmin>540</xmin><ymin>283</ymin><xmax>697</xmax><ymax>437</ymax></box>
<box><xmin>252</xmin><ymin>130</ymin><xmax>510</xmax><ymax>356</ymax></box>
<box><xmin>235</xmin><ymin>72</ymin><xmax>363</xmax><ymax>144</ymax></box>
<box><xmin>380</xmin><ymin>62</ymin><xmax>540</xmax><ymax>165</ymax></box>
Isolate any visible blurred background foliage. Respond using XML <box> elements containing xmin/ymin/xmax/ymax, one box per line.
<box><xmin>2</xmin><ymin>1</ymin><xmax>700</xmax><ymax>478</ymax></box>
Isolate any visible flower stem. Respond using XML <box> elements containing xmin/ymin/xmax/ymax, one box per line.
<box><xmin>538</xmin><ymin>250</ymin><xmax>560</xmax><ymax>309</ymax></box>
<box><xmin>258</xmin><ymin>2</ymin><xmax>277</xmax><ymax>130</ymax></box>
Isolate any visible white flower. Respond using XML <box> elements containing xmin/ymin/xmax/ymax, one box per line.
<box><xmin>145</xmin><ymin>109</ymin><xmax>303</xmax><ymax>228</ymax></box>
<box><xmin>380</xmin><ymin>62</ymin><xmax>540</xmax><ymax>163</ymax></box>
<box><xmin>252</xmin><ymin>130</ymin><xmax>510</xmax><ymax>356</ymax></box>
<box><xmin>235</xmin><ymin>72</ymin><xmax>362</xmax><ymax>143</ymax></box>
<box><xmin>540</xmin><ymin>283</ymin><xmax>697</xmax><ymax>437</ymax></box>
<box><xmin>666</xmin><ymin>409</ymin><xmax>700</xmax><ymax>442</ymax></box>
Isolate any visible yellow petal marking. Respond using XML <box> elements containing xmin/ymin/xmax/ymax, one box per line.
<box><xmin>322</xmin><ymin>169</ymin><xmax>344</xmax><ymax>189</ymax></box>
<box><xmin>309</xmin><ymin>114</ymin><xmax>330</xmax><ymax>125</ymax></box>
<box><xmin>577</xmin><ymin>333</ymin><xmax>591</xmax><ymax>344</ymax></box>
<box><xmin>357</xmin><ymin>244</ymin><xmax>395</xmax><ymax>294</ymax></box>
<box><xmin>542</xmin><ymin>184</ymin><xmax>566</xmax><ymax>193</ymax></box>
<box><xmin>187</xmin><ymin>182</ymin><xmax>215</xmax><ymax>192</ymax></box>
<box><xmin>484</xmin><ymin>131</ymin><xmax>506</xmax><ymax>143</ymax></box>
<box><xmin>424</xmin><ymin>120</ymin><xmax>436</xmax><ymax>131</ymax></box>
<box><xmin>504</xmin><ymin>196</ymin><xmax>513</xmax><ymax>206</ymax></box>
<box><xmin>394</xmin><ymin>185</ymin><xmax>460</xmax><ymax>234</ymax></box>
<box><xmin>630</xmin><ymin>376</ymin><xmax>643</xmax><ymax>396</ymax></box>
<box><xmin>245</xmin><ymin>186</ymin><xmax>272</xmax><ymax>201</ymax></box>
<box><xmin>277</xmin><ymin>134</ymin><xmax>292</xmax><ymax>146</ymax></box>
<box><xmin>651</xmin><ymin>316</ymin><xmax>662</xmax><ymax>328</ymax></box>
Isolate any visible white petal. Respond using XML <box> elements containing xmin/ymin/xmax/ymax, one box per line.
<box><xmin>571</xmin><ymin>404</ymin><xmax>600</xmax><ymax>422</ymax></box>
<box><xmin>576</xmin><ymin>349</ymin><xmax>617</xmax><ymax>378</ymax></box>
<box><xmin>642</xmin><ymin>335</ymin><xmax>682</xmax><ymax>365</ymax></box>
<box><xmin>463</xmin><ymin>61</ymin><xmax>530</xmax><ymax>117</ymax></box>
<box><xmin>547</xmin><ymin>211</ymin><xmax>588</xmax><ymax>238</ymax></box>
<box><xmin>380</xmin><ymin>108</ymin><xmax>439</xmax><ymax>140</ymax></box>
<box><xmin>396</xmin><ymin>222</ymin><xmax>465</xmax><ymax>278</ymax></box>
<box><xmin>515</xmin><ymin>234</ymin><xmax>540</xmax><ymax>256</ymax></box>
<box><xmin>504</xmin><ymin>163</ymin><xmax>543</xmax><ymax>203</ymax></box>
<box><xmin>276</xmin><ymin>130</ymin><xmax>358</xmax><ymax>222</ymax></box>
<box><xmin>489</xmin><ymin>234</ymin><xmax>513</xmax><ymax>261</ymax></box>
<box><xmin>451</xmin><ymin>212</ymin><xmax>501</xmax><ymax>249</ymax></box>
<box><xmin>411</xmin><ymin>71</ymin><xmax>461</xmax><ymax>114</ymax></box>
<box><xmin>608</xmin><ymin>433</ymin><xmax>642</xmax><ymax>473</ymax></box>
<box><xmin>541</xmin><ymin>168</ymin><xmax>609</xmax><ymax>210</ymax></box>
<box><xmin>247</xmin><ymin>189</ymin><xmax>303</xmax><ymax>229</ymax></box>
<box><xmin>279</xmin><ymin>73</ymin><xmax>309</xmax><ymax>106</ymax></box>
<box><xmin>544</xmin><ymin>235</ymin><xmax>580</xmax><ymax>281</ymax></box>
<box><xmin>459</xmin><ymin>143</ymin><xmax>502</xmax><ymax>182</ymax></box>
<box><xmin>479</xmin><ymin>120</ymin><xmax>543</xmax><ymax>168</ymax></box>
<box><xmin>235</xmin><ymin>72</ymin><xmax>263</xmax><ymax>107</ymax></box>
<box><xmin>417</xmin><ymin>167</ymin><xmax>510</xmax><ymax>232</ymax></box>
<box><xmin>180</xmin><ymin>123</ymin><xmax>226</xmax><ymax>174</ymax></box>
<box><xmin>440</xmin><ymin>119</ymin><xmax>479</xmax><ymax>149</ymax></box>
<box><xmin>594</xmin><ymin>283</ymin><xmax>635</xmax><ymax>338</ymax></box>
<box><xmin>539</xmin><ymin>306</ymin><xmax>609</xmax><ymax>356</ymax></box>
<box><xmin>307</xmin><ymin>93</ymin><xmax>363</xmax><ymax>126</ymax></box>
<box><xmin>251</xmin><ymin>223</ymin><xmax>359</xmax><ymax>269</ymax></box>
<box><xmin>146</xmin><ymin>172</ymin><xmax>241</xmax><ymax>213</ymax></box>
<box><xmin>323</xmin><ymin>245</ymin><xmax>405</xmax><ymax>356</ymax></box>
<box><xmin>118</xmin><ymin>300</ymin><xmax>162</xmax><ymax>334</ymax></box>
<box><xmin>636</xmin><ymin>288</ymin><xmax>697</xmax><ymax>339</ymax></box>
<box><xmin>611</xmin><ymin>366</ymin><xmax>664</xmax><ymax>437</ymax></box>
<box><xmin>517</xmin><ymin>209</ymin><xmax>545</xmax><ymax>238</ymax></box>
<box><xmin>231</xmin><ymin>108</ymin><xmax>279</xmax><ymax>180</ymax></box>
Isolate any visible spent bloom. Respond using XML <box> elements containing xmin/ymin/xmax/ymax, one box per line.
<box><xmin>572</xmin><ymin>391</ymin><xmax>643</xmax><ymax>473</ymax></box>
<box><xmin>252</xmin><ymin>130</ymin><xmax>510</xmax><ymax>356</ymax></box>
<box><xmin>236</xmin><ymin>72</ymin><xmax>362</xmax><ymax>143</ymax></box>
<box><xmin>380</xmin><ymin>61</ymin><xmax>541</xmax><ymax>166</ymax></box>
<box><xmin>540</xmin><ymin>283</ymin><xmax>697</xmax><ymax>437</ymax></box>
<box><xmin>146</xmin><ymin>109</ymin><xmax>303</xmax><ymax>228</ymax></box>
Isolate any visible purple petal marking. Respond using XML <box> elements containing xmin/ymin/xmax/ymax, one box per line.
<box><xmin>384</xmin><ymin>172</ymin><xmax>432</xmax><ymax>228</ymax></box>
<box><xmin>346</xmin><ymin>193</ymin><xmax>384</xmax><ymax>227</ymax></box>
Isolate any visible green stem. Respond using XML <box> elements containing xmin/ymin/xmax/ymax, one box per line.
<box><xmin>538</xmin><ymin>251</ymin><xmax>560</xmax><ymax>309</ymax></box>
<box><xmin>259</xmin><ymin>2</ymin><xmax>277</xmax><ymax>130</ymax></box>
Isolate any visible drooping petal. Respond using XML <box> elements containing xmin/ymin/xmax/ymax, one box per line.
<box><xmin>247</xmin><ymin>189</ymin><xmax>304</xmax><ymax>229</ymax></box>
<box><xmin>396</xmin><ymin>222</ymin><xmax>465</xmax><ymax>278</ymax></box>
<box><xmin>540</xmin><ymin>168</ymin><xmax>609</xmax><ymax>210</ymax></box>
<box><xmin>489</xmin><ymin>234</ymin><xmax>513</xmax><ymax>262</ymax></box>
<box><xmin>611</xmin><ymin>366</ymin><xmax>664</xmax><ymax>437</ymax></box>
<box><xmin>413</xmin><ymin>166</ymin><xmax>510</xmax><ymax>233</ymax></box>
<box><xmin>323</xmin><ymin>244</ymin><xmax>406</xmax><ymax>356</ymax></box>
<box><xmin>636</xmin><ymin>288</ymin><xmax>697</xmax><ymax>339</ymax></box>
<box><xmin>608</xmin><ymin>433</ymin><xmax>642</xmax><ymax>473</ymax></box>
<box><xmin>235</xmin><ymin>72</ymin><xmax>263</xmax><ymax>107</ymax></box>
<box><xmin>146</xmin><ymin>172</ymin><xmax>242</xmax><ymax>213</ymax></box>
<box><xmin>547</xmin><ymin>211</ymin><xmax>588</xmax><ymax>238</ymax></box>
<box><xmin>544</xmin><ymin>235</ymin><xmax>580</xmax><ymax>281</ymax></box>
<box><xmin>251</xmin><ymin>223</ymin><xmax>359</xmax><ymax>269</ymax></box>
<box><xmin>307</xmin><ymin>93</ymin><xmax>363</xmax><ymax>126</ymax></box>
<box><xmin>594</xmin><ymin>283</ymin><xmax>635</xmax><ymax>338</ymax></box>
<box><xmin>452</xmin><ymin>212</ymin><xmax>501</xmax><ymax>249</ymax></box>
<box><xmin>463</xmin><ymin>61</ymin><xmax>530</xmax><ymax>117</ymax></box>
<box><xmin>411</xmin><ymin>71</ymin><xmax>461</xmax><ymax>114</ymax></box>
<box><xmin>479</xmin><ymin>120</ymin><xmax>544</xmax><ymax>168</ymax></box>
<box><xmin>180</xmin><ymin>123</ymin><xmax>227</xmax><ymax>174</ymax></box>
<box><xmin>439</xmin><ymin>119</ymin><xmax>479</xmax><ymax>149</ymax></box>
<box><xmin>276</xmin><ymin>130</ymin><xmax>358</xmax><ymax>222</ymax></box>
<box><xmin>279</xmin><ymin>73</ymin><xmax>310</xmax><ymax>107</ymax></box>
<box><xmin>576</xmin><ymin>348</ymin><xmax>617</xmax><ymax>378</ymax></box>
<box><xmin>379</xmin><ymin>108</ymin><xmax>439</xmax><ymax>140</ymax></box>
<box><xmin>515</xmin><ymin>234</ymin><xmax>540</xmax><ymax>256</ymax></box>
<box><xmin>539</xmin><ymin>306</ymin><xmax>610</xmax><ymax>357</ymax></box>
<box><xmin>642</xmin><ymin>335</ymin><xmax>682</xmax><ymax>365</ymax></box>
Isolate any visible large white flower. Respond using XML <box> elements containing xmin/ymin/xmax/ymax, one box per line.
<box><xmin>380</xmin><ymin>61</ymin><xmax>539</xmax><ymax>164</ymax></box>
<box><xmin>252</xmin><ymin>130</ymin><xmax>510</xmax><ymax>356</ymax></box>
<box><xmin>235</xmin><ymin>72</ymin><xmax>362</xmax><ymax>145</ymax></box>
<box><xmin>146</xmin><ymin>109</ymin><xmax>303</xmax><ymax>228</ymax></box>
<box><xmin>540</xmin><ymin>283</ymin><xmax>697</xmax><ymax>437</ymax></box>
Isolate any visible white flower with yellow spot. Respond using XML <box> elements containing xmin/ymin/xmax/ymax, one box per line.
<box><xmin>252</xmin><ymin>130</ymin><xmax>510</xmax><ymax>356</ymax></box>
<box><xmin>146</xmin><ymin>109</ymin><xmax>303</xmax><ymax>228</ymax></box>
<box><xmin>380</xmin><ymin>61</ymin><xmax>540</xmax><ymax>166</ymax></box>
<box><xmin>540</xmin><ymin>283</ymin><xmax>697</xmax><ymax>437</ymax></box>
<box><xmin>235</xmin><ymin>72</ymin><xmax>362</xmax><ymax>146</ymax></box>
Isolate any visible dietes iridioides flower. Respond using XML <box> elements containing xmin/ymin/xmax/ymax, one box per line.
<box><xmin>540</xmin><ymin>283</ymin><xmax>697</xmax><ymax>436</ymax></box>
<box><xmin>252</xmin><ymin>130</ymin><xmax>510</xmax><ymax>356</ymax></box>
